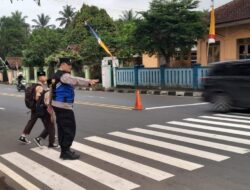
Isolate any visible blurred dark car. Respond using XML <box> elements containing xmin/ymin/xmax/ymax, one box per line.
<box><xmin>202</xmin><ymin>59</ymin><xmax>250</xmax><ymax>112</ymax></box>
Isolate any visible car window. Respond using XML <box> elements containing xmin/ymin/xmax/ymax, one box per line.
<box><xmin>209</xmin><ymin>64</ymin><xmax>226</xmax><ymax>76</ymax></box>
<box><xmin>233</xmin><ymin>64</ymin><xmax>250</xmax><ymax>76</ymax></box>
<box><xmin>209</xmin><ymin>62</ymin><xmax>250</xmax><ymax>76</ymax></box>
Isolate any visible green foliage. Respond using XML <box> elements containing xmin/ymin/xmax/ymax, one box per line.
<box><xmin>64</xmin><ymin>4</ymin><xmax>116</xmax><ymax>64</ymax></box>
<box><xmin>56</xmin><ymin>5</ymin><xmax>76</xmax><ymax>28</ymax></box>
<box><xmin>32</xmin><ymin>13</ymin><xmax>55</xmax><ymax>29</ymax></box>
<box><xmin>4</xmin><ymin>0</ymin><xmax>208</xmax><ymax>70</ymax></box>
<box><xmin>22</xmin><ymin>28</ymin><xmax>64</xmax><ymax>67</ymax></box>
<box><xmin>119</xmin><ymin>9</ymin><xmax>139</xmax><ymax>21</ymax></box>
<box><xmin>89</xmin><ymin>63</ymin><xmax>101</xmax><ymax>80</ymax></box>
<box><xmin>10</xmin><ymin>0</ymin><xmax>40</xmax><ymax>6</ymax></box>
<box><xmin>135</xmin><ymin>0</ymin><xmax>207</xmax><ymax>66</ymax></box>
<box><xmin>0</xmin><ymin>11</ymin><xmax>29</xmax><ymax>59</ymax></box>
<box><xmin>114</xmin><ymin>20</ymin><xmax>139</xmax><ymax>58</ymax></box>
<box><xmin>46</xmin><ymin>50</ymin><xmax>84</xmax><ymax>77</ymax></box>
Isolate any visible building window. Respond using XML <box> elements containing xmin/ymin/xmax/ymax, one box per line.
<box><xmin>191</xmin><ymin>51</ymin><xmax>197</xmax><ymax>64</ymax></box>
<box><xmin>208</xmin><ymin>41</ymin><xmax>220</xmax><ymax>63</ymax></box>
<box><xmin>238</xmin><ymin>38</ymin><xmax>250</xmax><ymax>59</ymax></box>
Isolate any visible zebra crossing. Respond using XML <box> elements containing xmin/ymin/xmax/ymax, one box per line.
<box><xmin>0</xmin><ymin>112</ymin><xmax>250</xmax><ymax>190</ymax></box>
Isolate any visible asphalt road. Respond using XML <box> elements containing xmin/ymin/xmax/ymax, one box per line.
<box><xmin>0</xmin><ymin>84</ymin><xmax>250</xmax><ymax>190</ymax></box>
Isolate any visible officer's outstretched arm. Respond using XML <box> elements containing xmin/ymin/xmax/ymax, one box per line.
<box><xmin>60</xmin><ymin>73</ymin><xmax>98</xmax><ymax>87</ymax></box>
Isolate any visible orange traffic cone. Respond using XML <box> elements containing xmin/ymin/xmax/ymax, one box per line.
<box><xmin>134</xmin><ymin>90</ymin><xmax>143</xmax><ymax>110</ymax></box>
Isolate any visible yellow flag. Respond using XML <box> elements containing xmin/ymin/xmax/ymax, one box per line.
<box><xmin>208</xmin><ymin>0</ymin><xmax>216</xmax><ymax>44</ymax></box>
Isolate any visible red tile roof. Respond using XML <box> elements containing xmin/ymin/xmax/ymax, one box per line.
<box><xmin>215</xmin><ymin>0</ymin><xmax>250</xmax><ymax>24</ymax></box>
<box><xmin>5</xmin><ymin>57</ymin><xmax>22</xmax><ymax>70</ymax></box>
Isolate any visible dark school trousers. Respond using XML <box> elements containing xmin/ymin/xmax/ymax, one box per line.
<box><xmin>23</xmin><ymin>110</ymin><xmax>55</xmax><ymax>145</ymax></box>
<box><xmin>53</xmin><ymin>106</ymin><xmax>76</xmax><ymax>152</ymax></box>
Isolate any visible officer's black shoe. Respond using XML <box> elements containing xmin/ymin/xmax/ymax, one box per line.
<box><xmin>60</xmin><ymin>150</ymin><xmax>80</xmax><ymax>160</ymax></box>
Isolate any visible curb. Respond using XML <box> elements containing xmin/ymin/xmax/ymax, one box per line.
<box><xmin>0</xmin><ymin>83</ymin><xmax>202</xmax><ymax>97</ymax></box>
<box><xmin>75</xmin><ymin>87</ymin><xmax>202</xmax><ymax>97</ymax></box>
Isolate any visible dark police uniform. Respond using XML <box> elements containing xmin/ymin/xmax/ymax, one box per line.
<box><xmin>52</xmin><ymin>58</ymin><xmax>91</xmax><ymax>160</ymax></box>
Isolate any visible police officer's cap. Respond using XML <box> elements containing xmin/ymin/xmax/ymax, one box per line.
<box><xmin>59</xmin><ymin>57</ymin><xmax>72</xmax><ymax>65</ymax></box>
<box><xmin>37</xmin><ymin>71</ymin><xmax>46</xmax><ymax>77</ymax></box>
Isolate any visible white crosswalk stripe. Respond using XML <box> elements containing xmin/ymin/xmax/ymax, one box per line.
<box><xmin>0</xmin><ymin>162</ymin><xmax>40</xmax><ymax>190</ymax></box>
<box><xmin>232</xmin><ymin>113</ymin><xmax>250</xmax><ymax>117</ymax></box>
<box><xmin>200</xmin><ymin>116</ymin><xmax>250</xmax><ymax>124</ymax></box>
<box><xmin>168</xmin><ymin>121</ymin><xmax>250</xmax><ymax>137</ymax></box>
<box><xmin>32</xmin><ymin>147</ymin><xmax>140</xmax><ymax>190</ymax></box>
<box><xmin>129</xmin><ymin>127</ymin><xmax>250</xmax><ymax>154</ymax></box>
<box><xmin>214</xmin><ymin>114</ymin><xmax>250</xmax><ymax>120</ymax></box>
<box><xmin>1</xmin><ymin>152</ymin><xmax>85</xmax><ymax>190</ymax></box>
<box><xmin>109</xmin><ymin>131</ymin><xmax>229</xmax><ymax>161</ymax></box>
<box><xmin>166</xmin><ymin>121</ymin><xmax>250</xmax><ymax>145</ymax></box>
<box><xmin>85</xmin><ymin>136</ymin><xmax>203</xmax><ymax>171</ymax></box>
<box><xmin>184</xmin><ymin>118</ymin><xmax>250</xmax><ymax>130</ymax></box>
<box><xmin>71</xmin><ymin>141</ymin><xmax>173</xmax><ymax>181</ymax></box>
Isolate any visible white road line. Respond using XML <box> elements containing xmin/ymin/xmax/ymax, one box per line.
<box><xmin>200</xmin><ymin>116</ymin><xmax>250</xmax><ymax>124</ymax></box>
<box><xmin>0</xmin><ymin>162</ymin><xmax>40</xmax><ymax>190</ymax></box>
<box><xmin>129</xmin><ymin>127</ymin><xmax>250</xmax><ymax>154</ymax></box>
<box><xmin>167</xmin><ymin>121</ymin><xmax>250</xmax><ymax>145</ymax></box>
<box><xmin>0</xmin><ymin>107</ymin><xmax>5</xmax><ymax>110</ymax></box>
<box><xmin>72</xmin><ymin>142</ymin><xmax>173</xmax><ymax>181</ymax></box>
<box><xmin>32</xmin><ymin>148</ymin><xmax>139</xmax><ymax>190</ymax></box>
<box><xmin>232</xmin><ymin>113</ymin><xmax>250</xmax><ymax>117</ymax></box>
<box><xmin>145</xmin><ymin>103</ymin><xmax>208</xmax><ymax>110</ymax></box>
<box><xmin>109</xmin><ymin>131</ymin><xmax>229</xmax><ymax>162</ymax></box>
<box><xmin>214</xmin><ymin>114</ymin><xmax>250</xmax><ymax>120</ymax></box>
<box><xmin>85</xmin><ymin>136</ymin><xmax>203</xmax><ymax>171</ymax></box>
<box><xmin>168</xmin><ymin>121</ymin><xmax>250</xmax><ymax>137</ymax></box>
<box><xmin>184</xmin><ymin>118</ymin><xmax>250</xmax><ymax>130</ymax></box>
<box><xmin>1</xmin><ymin>152</ymin><xmax>85</xmax><ymax>190</ymax></box>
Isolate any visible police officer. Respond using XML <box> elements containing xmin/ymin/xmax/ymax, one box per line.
<box><xmin>52</xmin><ymin>58</ymin><xmax>98</xmax><ymax>160</ymax></box>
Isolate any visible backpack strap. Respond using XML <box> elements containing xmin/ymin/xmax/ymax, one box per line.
<box><xmin>33</xmin><ymin>83</ymin><xmax>43</xmax><ymax>102</ymax></box>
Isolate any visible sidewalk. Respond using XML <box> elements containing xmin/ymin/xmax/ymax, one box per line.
<box><xmin>0</xmin><ymin>82</ymin><xmax>203</xmax><ymax>97</ymax></box>
<box><xmin>76</xmin><ymin>86</ymin><xmax>203</xmax><ymax>97</ymax></box>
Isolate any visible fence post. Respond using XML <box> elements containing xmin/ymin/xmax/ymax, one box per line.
<box><xmin>113</xmin><ymin>67</ymin><xmax>117</xmax><ymax>87</ymax></box>
<box><xmin>84</xmin><ymin>65</ymin><xmax>90</xmax><ymax>79</ymax></box>
<box><xmin>23</xmin><ymin>66</ymin><xmax>30</xmax><ymax>83</ymax></box>
<box><xmin>192</xmin><ymin>63</ymin><xmax>201</xmax><ymax>89</ymax></box>
<box><xmin>160</xmin><ymin>65</ymin><xmax>165</xmax><ymax>87</ymax></box>
<box><xmin>43</xmin><ymin>66</ymin><xmax>49</xmax><ymax>78</ymax></box>
<box><xmin>134</xmin><ymin>65</ymin><xmax>143</xmax><ymax>87</ymax></box>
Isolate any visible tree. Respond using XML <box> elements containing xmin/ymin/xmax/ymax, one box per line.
<box><xmin>46</xmin><ymin>50</ymin><xmax>83</xmax><ymax>77</ymax></box>
<box><xmin>11</xmin><ymin>11</ymin><xmax>27</xmax><ymax>24</ymax></box>
<box><xmin>32</xmin><ymin>13</ymin><xmax>55</xmax><ymax>29</ymax></box>
<box><xmin>135</xmin><ymin>0</ymin><xmax>207</xmax><ymax>66</ymax></box>
<box><xmin>114</xmin><ymin>20</ymin><xmax>139</xmax><ymax>59</ymax></box>
<box><xmin>23</xmin><ymin>28</ymin><xmax>64</xmax><ymax>67</ymax></box>
<box><xmin>10</xmin><ymin>0</ymin><xmax>40</xmax><ymax>5</ymax></box>
<box><xmin>64</xmin><ymin>4</ymin><xmax>116</xmax><ymax>64</ymax></box>
<box><xmin>119</xmin><ymin>9</ymin><xmax>138</xmax><ymax>21</ymax></box>
<box><xmin>0</xmin><ymin>12</ymin><xmax>29</xmax><ymax>59</ymax></box>
<box><xmin>56</xmin><ymin>5</ymin><xmax>76</xmax><ymax>28</ymax></box>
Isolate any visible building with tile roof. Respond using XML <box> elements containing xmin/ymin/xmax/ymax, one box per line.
<box><xmin>197</xmin><ymin>0</ymin><xmax>250</xmax><ymax>65</ymax></box>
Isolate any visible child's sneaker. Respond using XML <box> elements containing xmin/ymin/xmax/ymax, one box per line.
<box><xmin>18</xmin><ymin>136</ymin><xmax>31</xmax><ymax>144</ymax></box>
<box><xmin>48</xmin><ymin>143</ymin><xmax>59</xmax><ymax>149</ymax></box>
<box><xmin>34</xmin><ymin>137</ymin><xmax>43</xmax><ymax>148</ymax></box>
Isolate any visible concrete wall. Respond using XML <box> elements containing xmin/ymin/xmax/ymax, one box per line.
<box><xmin>197</xmin><ymin>23</ymin><xmax>250</xmax><ymax>65</ymax></box>
<box><xmin>142</xmin><ymin>54</ymin><xmax>159</xmax><ymax>68</ymax></box>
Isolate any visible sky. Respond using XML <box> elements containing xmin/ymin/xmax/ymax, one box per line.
<box><xmin>0</xmin><ymin>0</ymin><xmax>232</xmax><ymax>26</ymax></box>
